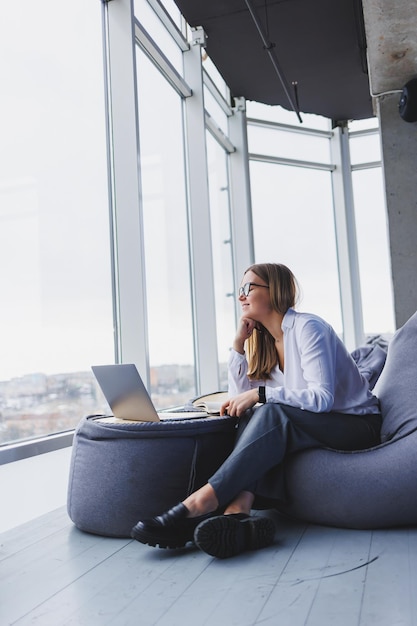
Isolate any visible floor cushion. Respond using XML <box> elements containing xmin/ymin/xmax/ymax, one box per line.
<box><xmin>374</xmin><ymin>310</ymin><xmax>417</xmax><ymax>442</ymax></box>
<box><xmin>278</xmin><ymin>310</ymin><xmax>417</xmax><ymax>529</ymax></box>
<box><xmin>67</xmin><ymin>414</ymin><xmax>237</xmax><ymax>537</ymax></box>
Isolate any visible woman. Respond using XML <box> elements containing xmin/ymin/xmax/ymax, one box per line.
<box><xmin>131</xmin><ymin>263</ymin><xmax>381</xmax><ymax>558</ymax></box>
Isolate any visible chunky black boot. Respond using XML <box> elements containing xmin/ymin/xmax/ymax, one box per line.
<box><xmin>131</xmin><ymin>503</ymin><xmax>215</xmax><ymax>549</ymax></box>
<box><xmin>194</xmin><ymin>513</ymin><xmax>276</xmax><ymax>558</ymax></box>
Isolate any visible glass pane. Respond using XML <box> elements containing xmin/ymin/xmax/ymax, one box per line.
<box><xmin>250</xmin><ymin>162</ymin><xmax>342</xmax><ymax>333</ymax></box>
<box><xmin>246</xmin><ymin>100</ymin><xmax>331</xmax><ymax>131</ymax></box>
<box><xmin>350</xmin><ymin>132</ymin><xmax>381</xmax><ymax>165</ymax></box>
<box><xmin>206</xmin><ymin>133</ymin><xmax>236</xmax><ymax>389</ymax></box>
<box><xmin>0</xmin><ymin>0</ymin><xmax>114</xmax><ymax>445</ymax></box>
<box><xmin>134</xmin><ymin>0</ymin><xmax>183</xmax><ymax>74</ymax></box>
<box><xmin>159</xmin><ymin>0</ymin><xmax>183</xmax><ymax>28</ymax></box>
<box><xmin>248</xmin><ymin>124</ymin><xmax>331</xmax><ymax>164</ymax></box>
<box><xmin>349</xmin><ymin>118</ymin><xmax>379</xmax><ymax>132</ymax></box>
<box><xmin>204</xmin><ymin>86</ymin><xmax>229</xmax><ymax>136</ymax></box>
<box><xmin>136</xmin><ymin>48</ymin><xmax>196</xmax><ymax>408</ymax></box>
<box><xmin>352</xmin><ymin>168</ymin><xmax>395</xmax><ymax>336</ymax></box>
<box><xmin>203</xmin><ymin>56</ymin><xmax>230</xmax><ymax>100</ymax></box>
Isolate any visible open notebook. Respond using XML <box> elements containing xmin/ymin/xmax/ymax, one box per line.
<box><xmin>91</xmin><ymin>364</ymin><xmax>208</xmax><ymax>422</ymax></box>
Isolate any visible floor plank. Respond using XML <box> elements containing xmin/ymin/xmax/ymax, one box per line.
<box><xmin>2</xmin><ymin>508</ymin><xmax>417</xmax><ymax>626</ymax></box>
<box><xmin>360</xmin><ymin>528</ymin><xmax>417</xmax><ymax>625</ymax></box>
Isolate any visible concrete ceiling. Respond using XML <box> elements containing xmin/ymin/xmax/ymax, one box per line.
<box><xmin>362</xmin><ymin>0</ymin><xmax>417</xmax><ymax>96</ymax></box>
<box><xmin>174</xmin><ymin>0</ymin><xmax>374</xmax><ymax>122</ymax></box>
<box><xmin>173</xmin><ymin>0</ymin><xmax>417</xmax><ymax>122</ymax></box>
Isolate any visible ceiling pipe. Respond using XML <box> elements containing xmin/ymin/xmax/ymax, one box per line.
<box><xmin>244</xmin><ymin>0</ymin><xmax>303</xmax><ymax>123</ymax></box>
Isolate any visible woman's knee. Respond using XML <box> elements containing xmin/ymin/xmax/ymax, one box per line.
<box><xmin>238</xmin><ymin>403</ymin><xmax>290</xmax><ymax>437</ymax></box>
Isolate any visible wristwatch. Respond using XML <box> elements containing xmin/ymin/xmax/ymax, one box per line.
<box><xmin>258</xmin><ymin>386</ymin><xmax>266</xmax><ymax>404</ymax></box>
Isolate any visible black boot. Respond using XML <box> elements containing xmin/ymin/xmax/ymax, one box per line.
<box><xmin>194</xmin><ymin>513</ymin><xmax>276</xmax><ymax>558</ymax></box>
<box><xmin>131</xmin><ymin>503</ymin><xmax>215</xmax><ymax>549</ymax></box>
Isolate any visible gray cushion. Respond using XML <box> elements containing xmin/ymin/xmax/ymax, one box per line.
<box><xmin>67</xmin><ymin>415</ymin><xmax>237</xmax><ymax>537</ymax></box>
<box><xmin>280</xmin><ymin>430</ymin><xmax>417</xmax><ymax>529</ymax></box>
<box><xmin>277</xmin><ymin>311</ymin><xmax>417</xmax><ymax>529</ymax></box>
<box><xmin>374</xmin><ymin>310</ymin><xmax>417</xmax><ymax>442</ymax></box>
<box><xmin>351</xmin><ymin>341</ymin><xmax>387</xmax><ymax>390</ymax></box>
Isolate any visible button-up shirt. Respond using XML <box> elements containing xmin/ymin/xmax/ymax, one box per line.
<box><xmin>228</xmin><ymin>308</ymin><xmax>380</xmax><ymax>415</ymax></box>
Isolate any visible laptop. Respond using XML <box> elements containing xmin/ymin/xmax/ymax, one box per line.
<box><xmin>91</xmin><ymin>364</ymin><xmax>207</xmax><ymax>421</ymax></box>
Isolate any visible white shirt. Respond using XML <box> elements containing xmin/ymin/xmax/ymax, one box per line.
<box><xmin>228</xmin><ymin>308</ymin><xmax>380</xmax><ymax>415</ymax></box>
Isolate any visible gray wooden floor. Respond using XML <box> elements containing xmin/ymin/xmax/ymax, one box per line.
<box><xmin>1</xmin><ymin>507</ymin><xmax>417</xmax><ymax>626</ymax></box>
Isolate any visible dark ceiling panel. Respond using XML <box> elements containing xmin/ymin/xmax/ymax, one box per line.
<box><xmin>173</xmin><ymin>0</ymin><xmax>373</xmax><ymax>121</ymax></box>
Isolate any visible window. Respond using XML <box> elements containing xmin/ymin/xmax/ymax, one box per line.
<box><xmin>206</xmin><ymin>133</ymin><xmax>236</xmax><ymax>388</ymax></box>
<box><xmin>0</xmin><ymin>0</ymin><xmax>113</xmax><ymax>445</ymax></box>
<box><xmin>349</xmin><ymin>119</ymin><xmax>395</xmax><ymax>336</ymax></box>
<box><xmin>250</xmin><ymin>162</ymin><xmax>342</xmax><ymax>332</ymax></box>
<box><xmin>135</xmin><ymin>47</ymin><xmax>197</xmax><ymax>408</ymax></box>
<box><xmin>247</xmin><ymin>103</ymin><xmax>341</xmax><ymax>331</ymax></box>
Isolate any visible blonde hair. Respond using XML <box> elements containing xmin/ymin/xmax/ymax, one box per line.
<box><xmin>244</xmin><ymin>263</ymin><xmax>299</xmax><ymax>380</ymax></box>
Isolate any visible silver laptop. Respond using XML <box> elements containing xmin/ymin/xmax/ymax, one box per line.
<box><xmin>91</xmin><ymin>364</ymin><xmax>207</xmax><ymax>421</ymax></box>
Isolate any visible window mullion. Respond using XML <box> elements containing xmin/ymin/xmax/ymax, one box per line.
<box><xmin>182</xmin><ymin>28</ymin><xmax>220</xmax><ymax>393</ymax></box>
<box><xmin>330</xmin><ymin>123</ymin><xmax>364</xmax><ymax>349</ymax></box>
<box><xmin>103</xmin><ymin>0</ymin><xmax>150</xmax><ymax>383</ymax></box>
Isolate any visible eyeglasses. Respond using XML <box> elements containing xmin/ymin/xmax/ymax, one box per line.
<box><xmin>239</xmin><ymin>282</ymin><xmax>269</xmax><ymax>297</ymax></box>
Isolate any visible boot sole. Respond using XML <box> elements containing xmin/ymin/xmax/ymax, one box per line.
<box><xmin>194</xmin><ymin>515</ymin><xmax>276</xmax><ymax>559</ymax></box>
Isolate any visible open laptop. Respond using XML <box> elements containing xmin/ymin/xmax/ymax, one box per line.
<box><xmin>91</xmin><ymin>364</ymin><xmax>207</xmax><ymax>421</ymax></box>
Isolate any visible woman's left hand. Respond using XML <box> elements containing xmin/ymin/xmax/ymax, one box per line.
<box><xmin>220</xmin><ymin>389</ymin><xmax>260</xmax><ymax>417</ymax></box>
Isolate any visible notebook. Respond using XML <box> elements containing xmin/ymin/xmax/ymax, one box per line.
<box><xmin>91</xmin><ymin>364</ymin><xmax>208</xmax><ymax>422</ymax></box>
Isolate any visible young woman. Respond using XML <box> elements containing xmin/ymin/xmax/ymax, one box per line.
<box><xmin>131</xmin><ymin>263</ymin><xmax>381</xmax><ymax>558</ymax></box>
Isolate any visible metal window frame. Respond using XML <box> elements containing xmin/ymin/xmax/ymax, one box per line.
<box><xmin>0</xmin><ymin>432</ymin><xmax>74</xmax><ymax>466</ymax></box>
<box><xmin>205</xmin><ymin>111</ymin><xmax>235</xmax><ymax>154</ymax></box>
<box><xmin>103</xmin><ymin>0</ymin><xmax>150</xmax><ymax>381</ymax></box>
<box><xmin>330</xmin><ymin>123</ymin><xmax>364</xmax><ymax>350</ymax></box>
<box><xmin>134</xmin><ymin>19</ymin><xmax>192</xmax><ymax>98</ymax></box>
<box><xmin>249</xmin><ymin>153</ymin><xmax>335</xmax><ymax>172</ymax></box>
<box><xmin>182</xmin><ymin>27</ymin><xmax>220</xmax><ymax>393</ymax></box>
<box><xmin>146</xmin><ymin>0</ymin><xmax>189</xmax><ymax>51</ymax></box>
<box><xmin>247</xmin><ymin>117</ymin><xmax>333</xmax><ymax>139</ymax></box>
<box><xmin>203</xmin><ymin>69</ymin><xmax>233</xmax><ymax>118</ymax></box>
<box><xmin>227</xmin><ymin>97</ymin><xmax>255</xmax><ymax>315</ymax></box>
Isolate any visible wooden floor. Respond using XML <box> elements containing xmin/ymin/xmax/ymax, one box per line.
<box><xmin>1</xmin><ymin>507</ymin><xmax>417</xmax><ymax>626</ymax></box>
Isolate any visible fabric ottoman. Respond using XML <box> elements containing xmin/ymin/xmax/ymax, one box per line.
<box><xmin>67</xmin><ymin>414</ymin><xmax>237</xmax><ymax>537</ymax></box>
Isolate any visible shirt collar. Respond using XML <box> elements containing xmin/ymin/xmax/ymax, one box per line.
<box><xmin>282</xmin><ymin>307</ymin><xmax>296</xmax><ymax>331</ymax></box>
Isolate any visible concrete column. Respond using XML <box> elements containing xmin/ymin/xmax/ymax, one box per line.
<box><xmin>377</xmin><ymin>94</ymin><xmax>417</xmax><ymax>328</ymax></box>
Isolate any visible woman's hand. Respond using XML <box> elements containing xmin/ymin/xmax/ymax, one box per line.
<box><xmin>220</xmin><ymin>388</ymin><xmax>259</xmax><ymax>417</ymax></box>
<box><xmin>233</xmin><ymin>317</ymin><xmax>258</xmax><ymax>354</ymax></box>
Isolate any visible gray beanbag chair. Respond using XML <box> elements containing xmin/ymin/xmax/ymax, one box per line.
<box><xmin>278</xmin><ymin>310</ymin><xmax>417</xmax><ymax>529</ymax></box>
<box><xmin>67</xmin><ymin>415</ymin><xmax>237</xmax><ymax>537</ymax></box>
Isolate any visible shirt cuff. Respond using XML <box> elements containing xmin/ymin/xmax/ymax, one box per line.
<box><xmin>228</xmin><ymin>347</ymin><xmax>246</xmax><ymax>363</ymax></box>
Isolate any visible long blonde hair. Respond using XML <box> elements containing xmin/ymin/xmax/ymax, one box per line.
<box><xmin>244</xmin><ymin>263</ymin><xmax>299</xmax><ymax>380</ymax></box>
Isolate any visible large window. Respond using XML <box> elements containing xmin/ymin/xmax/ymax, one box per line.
<box><xmin>135</xmin><ymin>47</ymin><xmax>196</xmax><ymax>408</ymax></box>
<box><xmin>1</xmin><ymin>0</ymin><xmax>396</xmax><ymax>453</ymax></box>
<box><xmin>247</xmin><ymin>103</ymin><xmax>342</xmax><ymax>333</ymax></box>
<box><xmin>206</xmin><ymin>133</ymin><xmax>236</xmax><ymax>388</ymax></box>
<box><xmin>0</xmin><ymin>1</ymin><xmax>113</xmax><ymax>445</ymax></box>
<box><xmin>247</xmin><ymin>103</ymin><xmax>394</xmax><ymax>339</ymax></box>
<box><xmin>349</xmin><ymin>120</ymin><xmax>395</xmax><ymax>336</ymax></box>
<box><xmin>249</xmin><ymin>162</ymin><xmax>341</xmax><ymax>331</ymax></box>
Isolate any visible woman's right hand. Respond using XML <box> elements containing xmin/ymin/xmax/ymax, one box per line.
<box><xmin>233</xmin><ymin>317</ymin><xmax>257</xmax><ymax>354</ymax></box>
<box><xmin>220</xmin><ymin>388</ymin><xmax>259</xmax><ymax>417</ymax></box>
